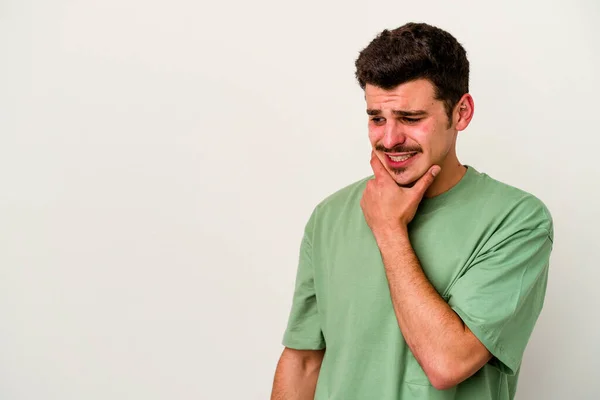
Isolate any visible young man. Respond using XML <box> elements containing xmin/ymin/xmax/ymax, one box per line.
<box><xmin>270</xmin><ymin>22</ymin><xmax>553</xmax><ymax>400</ymax></box>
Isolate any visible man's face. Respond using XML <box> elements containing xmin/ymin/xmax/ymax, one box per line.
<box><xmin>366</xmin><ymin>79</ymin><xmax>458</xmax><ymax>187</ymax></box>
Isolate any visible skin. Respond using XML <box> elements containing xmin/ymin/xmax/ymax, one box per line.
<box><xmin>361</xmin><ymin>79</ymin><xmax>492</xmax><ymax>389</ymax></box>
<box><xmin>270</xmin><ymin>348</ymin><xmax>324</xmax><ymax>400</ymax></box>
<box><xmin>366</xmin><ymin>78</ymin><xmax>472</xmax><ymax>197</ymax></box>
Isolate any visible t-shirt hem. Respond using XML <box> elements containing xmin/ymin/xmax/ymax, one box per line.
<box><xmin>282</xmin><ymin>334</ymin><xmax>326</xmax><ymax>350</ymax></box>
<box><xmin>452</xmin><ymin>307</ymin><xmax>519</xmax><ymax>376</ymax></box>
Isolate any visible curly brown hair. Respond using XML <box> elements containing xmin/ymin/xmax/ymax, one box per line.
<box><xmin>355</xmin><ymin>22</ymin><xmax>469</xmax><ymax>123</ymax></box>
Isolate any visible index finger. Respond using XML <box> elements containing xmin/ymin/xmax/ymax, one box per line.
<box><xmin>370</xmin><ymin>151</ymin><xmax>395</xmax><ymax>183</ymax></box>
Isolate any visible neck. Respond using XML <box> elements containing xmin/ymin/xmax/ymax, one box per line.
<box><xmin>423</xmin><ymin>156</ymin><xmax>467</xmax><ymax>198</ymax></box>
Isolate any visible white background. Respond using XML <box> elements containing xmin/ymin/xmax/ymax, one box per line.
<box><xmin>1</xmin><ymin>0</ymin><xmax>598</xmax><ymax>399</ymax></box>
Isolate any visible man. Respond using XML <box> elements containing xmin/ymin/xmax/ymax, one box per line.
<box><xmin>270</xmin><ymin>22</ymin><xmax>553</xmax><ymax>400</ymax></box>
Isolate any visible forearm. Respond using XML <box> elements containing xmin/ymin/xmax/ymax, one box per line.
<box><xmin>271</xmin><ymin>348</ymin><xmax>324</xmax><ymax>400</ymax></box>
<box><xmin>375</xmin><ymin>226</ymin><xmax>487</xmax><ymax>387</ymax></box>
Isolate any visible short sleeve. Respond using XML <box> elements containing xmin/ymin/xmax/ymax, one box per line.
<box><xmin>446</xmin><ymin>225</ymin><xmax>553</xmax><ymax>375</ymax></box>
<box><xmin>282</xmin><ymin>209</ymin><xmax>326</xmax><ymax>350</ymax></box>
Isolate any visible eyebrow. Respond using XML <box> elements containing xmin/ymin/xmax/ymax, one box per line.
<box><xmin>366</xmin><ymin>109</ymin><xmax>428</xmax><ymax>117</ymax></box>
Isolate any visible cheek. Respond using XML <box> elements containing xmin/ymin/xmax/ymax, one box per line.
<box><xmin>407</xmin><ymin>125</ymin><xmax>431</xmax><ymax>151</ymax></box>
<box><xmin>423</xmin><ymin>125</ymin><xmax>453</xmax><ymax>158</ymax></box>
<box><xmin>368</xmin><ymin>128</ymin><xmax>382</xmax><ymax>145</ymax></box>
<box><xmin>414</xmin><ymin>120</ymin><xmax>442</xmax><ymax>149</ymax></box>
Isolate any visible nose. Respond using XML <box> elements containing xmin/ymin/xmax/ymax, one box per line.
<box><xmin>381</xmin><ymin>120</ymin><xmax>407</xmax><ymax>150</ymax></box>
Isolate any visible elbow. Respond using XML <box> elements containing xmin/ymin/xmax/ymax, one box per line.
<box><xmin>421</xmin><ymin>335</ymin><xmax>492</xmax><ymax>390</ymax></box>
<box><xmin>428</xmin><ymin>372</ymin><xmax>458</xmax><ymax>391</ymax></box>
<box><xmin>423</xmin><ymin>358</ymin><xmax>464</xmax><ymax>391</ymax></box>
<box><xmin>430</xmin><ymin>375</ymin><xmax>459</xmax><ymax>391</ymax></box>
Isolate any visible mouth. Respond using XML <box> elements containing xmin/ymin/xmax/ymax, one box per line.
<box><xmin>384</xmin><ymin>152</ymin><xmax>418</xmax><ymax>168</ymax></box>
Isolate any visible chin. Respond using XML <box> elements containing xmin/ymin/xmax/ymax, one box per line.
<box><xmin>388</xmin><ymin>168</ymin><xmax>423</xmax><ymax>188</ymax></box>
<box><xmin>394</xmin><ymin>178</ymin><xmax>418</xmax><ymax>188</ymax></box>
<box><xmin>389</xmin><ymin>172</ymin><xmax>416</xmax><ymax>187</ymax></box>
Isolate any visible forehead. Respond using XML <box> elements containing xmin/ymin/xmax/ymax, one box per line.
<box><xmin>365</xmin><ymin>79</ymin><xmax>438</xmax><ymax>111</ymax></box>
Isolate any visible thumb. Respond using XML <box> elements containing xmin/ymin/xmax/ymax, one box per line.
<box><xmin>414</xmin><ymin>165</ymin><xmax>441</xmax><ymax>196</ymax></box>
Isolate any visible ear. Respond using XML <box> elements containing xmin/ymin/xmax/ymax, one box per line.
<box><xmin>454</xmin><ymin>94</ymin><xmax>474</xmax><ymax>131</ymax></box>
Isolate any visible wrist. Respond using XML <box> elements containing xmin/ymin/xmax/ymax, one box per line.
<box><xmin>373</xmin><ymin>223</ymin><xmax>409</xmax><ymax>244</ymax></box>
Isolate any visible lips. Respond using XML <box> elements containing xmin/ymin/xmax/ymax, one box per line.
<box><xmin>384</xmin><ymin>152</ymin><xmax>418</xmax><ymax>168</ymax></box>
<box><xmin>388</xmin><ymin>153</ymin><xmax>416</xmax><ymax>162</ymax></box>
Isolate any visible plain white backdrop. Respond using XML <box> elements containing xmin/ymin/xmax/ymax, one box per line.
<box><xmin>1</xmin><ymin>0</ymin><xmax>598</xmax><ymax>399</ymax></box>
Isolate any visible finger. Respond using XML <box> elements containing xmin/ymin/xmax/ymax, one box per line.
<box><xmin>370</xmin><ymin>152</ymin><xmax>395</xmax><ymax>183</ymax></box>
<box><xmin>412</xmin><ymin>165</ymin><xmax>441</xmax><ymax>196</ymax></box>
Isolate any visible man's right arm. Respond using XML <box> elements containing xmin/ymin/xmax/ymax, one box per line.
<box><xmin>270</xmin><ymin>347</ymin><xmax>325</xmax><ymax>400</ymax></box>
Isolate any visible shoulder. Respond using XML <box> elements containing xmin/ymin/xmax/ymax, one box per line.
<box><xmin>471</xmin><ymin>167</ymin><xmax>554</xmax><ymax>242</ymax></box>
<box><xmin>318</xmin><ymin>175</ymin><xmax>372</xmax><ymax>209</ymax></box>
<box><xmin>308</xmin><ymin>175</ymin><xmax>373</xmax><ymax>225</ymax></box>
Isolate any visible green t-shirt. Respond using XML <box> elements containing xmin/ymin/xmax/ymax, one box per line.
<box><xmin>282</xmin><ymin>166</ymin><xmax>554</xmax><ymax>400</ymax></box>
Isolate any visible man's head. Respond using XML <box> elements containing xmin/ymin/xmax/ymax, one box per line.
<box><xmin>355</xmin><ymin>23</ymin><xmax>474</xmax><ymax>189</ymax></box>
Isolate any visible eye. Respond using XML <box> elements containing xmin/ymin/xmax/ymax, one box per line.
<box><xmin>402</xmin><ymin>117</ymin><xmax>422</xmax><ymax>124</ymax></box>
<box><xmin>370</xmin><ymin>117</ymin><xmax>385</xmax><ymax>125</ymax></box>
